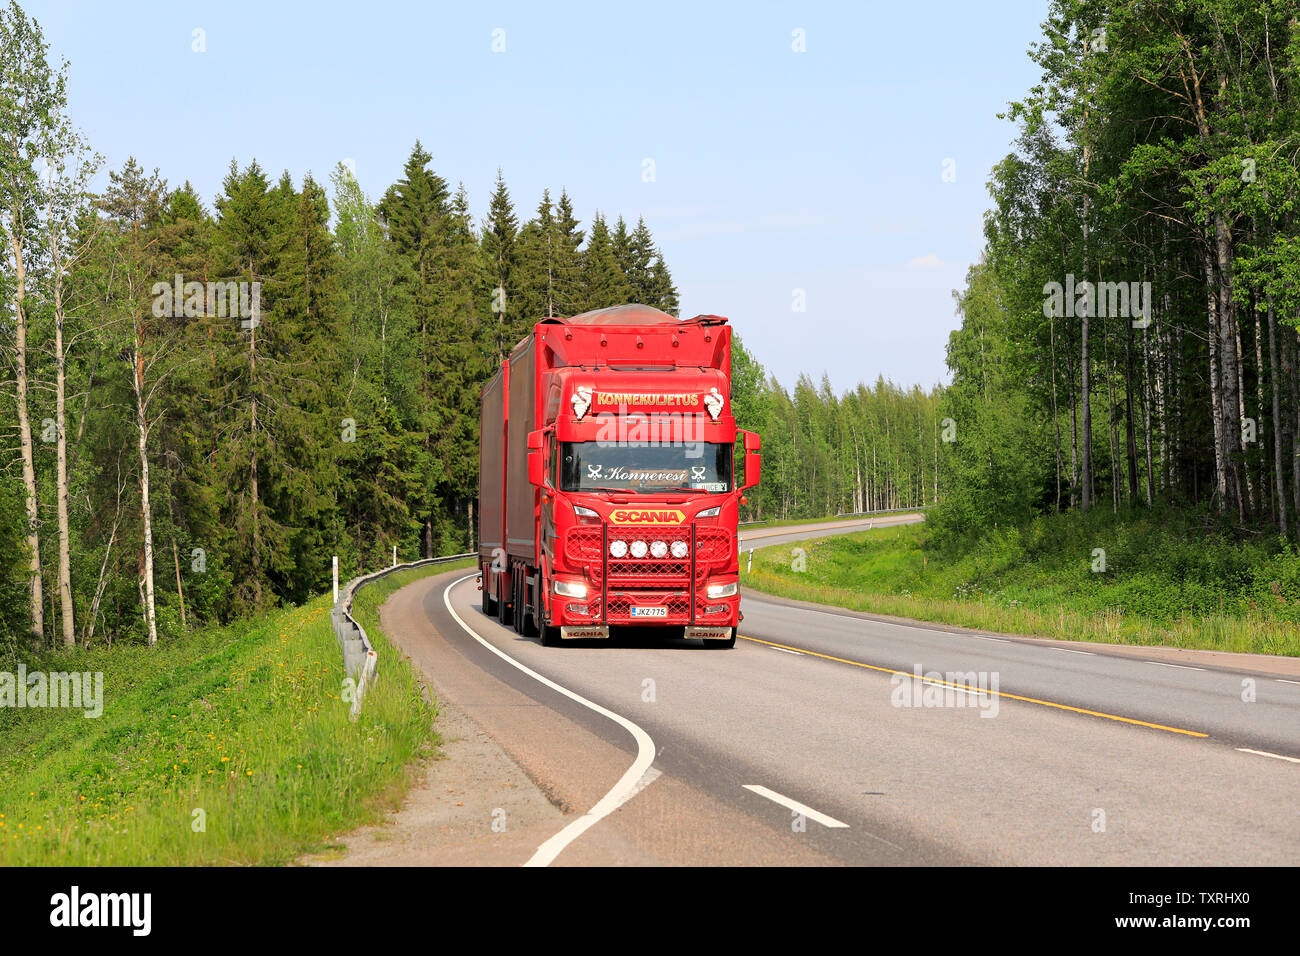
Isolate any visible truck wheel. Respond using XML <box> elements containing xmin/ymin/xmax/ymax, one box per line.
<box><xmin>703</xmin><ymin>628</ymin><xmax>737</xmax><ymax>649</ymax></box>
<box><xmin>482</xmin><ymin>571</ymin><xmax>498</xmax><ymax>616</ymax></box>
<box><xmin>539</xmin><ymin>619</ymin><xmax>560</xmax><ymax>646</ymax></box>
<box><xmin>497</xmin><ymin>574</ymin><xmax>511</xmax><ymax>626</ymax></box>
<box><xmin>511</xmin><ymin>574</ymin><xmax>523</xmax><ymax>633</ymax></box>
<box><xmin>520</xmin><ymin>573</ymin><xmax>538</xmax><ymax>637</ymax></box>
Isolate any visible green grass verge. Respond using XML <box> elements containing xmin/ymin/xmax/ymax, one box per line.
<box><xmin>0</xmin><ymin>561</ymin><xmax>468</xmax><ymax>865</ymax></box>
<box><xmin>743</xmin><ymin>513</ymin><xmax>1300</xmax><ymax>657</ymax></box>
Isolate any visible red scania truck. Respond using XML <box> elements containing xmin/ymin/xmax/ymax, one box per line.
<box><xmin>477</xmin><ymin>303</ymin><xmax>761</xmax><ymax>647</ymax></box>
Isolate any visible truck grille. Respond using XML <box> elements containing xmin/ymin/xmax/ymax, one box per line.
<box><xmin>586</xmin><ymin>593</ymin><xmax>733</xmax><ymax>625</ymax></box>
<box><xmin>565</xmin><ymin>525</ymin><xmax>732</xmax><ymax>587</ymax></box>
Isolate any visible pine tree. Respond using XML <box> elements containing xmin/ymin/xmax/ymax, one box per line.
<box><xmin>578</xmin><ymin>213</ymin><xmax>632</xmax><ymax>312</ymax></box>
<box><xmin>553</xmin><ymin>189</ymin><xmax>585</xmax><ymax>315</ymax></box>
<box><xmin>480</xmin><ymin>169</ymin><xmax>520</xmax><ymax>359</ymax></box>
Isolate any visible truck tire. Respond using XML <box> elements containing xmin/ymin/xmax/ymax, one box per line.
<box><xmin>539</xmin><ymin>617</ymin><xmax>560</xmax><ymax>646</ymax></box>
<box><xmin>497</xmin><ymin>573</ymin><xmax>511</xmax><ymax>626</ymax></box>
<box><xmin>703</xmin><ymin>627</ymin><xmax>737</xmax><ymax>649</ymax></box>
<box><xmin>520</xmin><ymin>572</ymin><xmax>539</xmax><ymax>637</ymax></box>
<box><xmin>482</xmin><ymin>570</ymin><xmax>498</xmax><ymax>617</ymax></box>
<box><xmin>511</xmin><ymin>573</ymin><xmax>523</xmax><ymax>633</ymax></box>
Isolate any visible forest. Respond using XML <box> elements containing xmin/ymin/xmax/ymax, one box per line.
<box><xmin>11</xmin><ymin>0</ymin><xmax>1288</xmax><ymax>655</ymax></box>
<box><xmin>0</xmin><ymin>2</ymin><xmax>941</xmax><ymax>652</ymax></box>
<box><xmin>936</xmin><ymin>0</ymin><xmax>1300</xmax><ymax>547</ymax></box>
<box><xmin>0</xmin><ymin>0</ymin><xmax>688</xmax><ymax>649</ymax></box>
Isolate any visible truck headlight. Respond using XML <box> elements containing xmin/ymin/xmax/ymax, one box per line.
<box><xmin>670</xmin><ymin>540</ymin><xmax>689</xmax><ymax>558</ymax></box>
<box><xmin>698</xmin><ymin>506</ymin><xmax>721</xmax><ymax>518</ymax></box>
<box><xmin>630</xmin><ymin>540</ymin><xmax>649</xmax><ymax>558</ymax></box>
<box><xmin>649</xmin><ymin>540</ymin><xmax>668</xmax><ymax>558</ymax></box>
<box><xmin>706</xmin><ymin>581</ymin><xmax>737</xmax><ymax>599</ymax></box>
<box><xmin>573</xmin><ymin>504</ymin><xmax>598</xmax><ymax>517</ymax></box>
<box><xmin>609</xmin><ymin>539</ymin><xmax>628</xmax><ymax>558</ymax></box>
<box><xmin>554</xmin><ymin>580</ymin><xmax>588</xmax><ymax>599</ymax></box>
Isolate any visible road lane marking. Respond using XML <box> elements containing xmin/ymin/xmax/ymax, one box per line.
<box><xmin>1236</xmin><ymin>748</ymin><xmax>1300</xmax><ymax>764</ymax></box>
<box><xmin>737</xmin><ymin>634</ymin><xmax>1209</xmax><ymax>738</ymax></box>
<box><xmin>771</xmin><ymin>647</ymin><xmax>803</xmax><ymax>656</ymax></box>
<box><xmin>743</xmin><ymin>785</ymin><xmax>849</xmax><ymax>828</ymax></box>
<box><xmin>1145</xmin><ymin>661</ymin><xmax>1204</xmax><ymax>671</ymax></box>
<box><xmin>901</xmin><ymin>675</ymin><xmax>989</xmax><ymax>699</ymax></box>
<box><xmin>1276</xmin><ymin>679</ymin><xmax>1300</xmax><ymax>686</ymax></box>
<box><xmin>442</xmin><ymin>574</ymin><xmax>658</xmax><ymax>867</ymax></box>
<box><xmin>1054</xmin><ymin>648</ymin><xmax>1094</xmax><ymax>656</ymax></box>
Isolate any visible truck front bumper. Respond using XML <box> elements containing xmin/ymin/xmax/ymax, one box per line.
<box><xmin>554</xmin><ymin>589</ymin><xmax>738</xmax><ymax>628</ymax></box>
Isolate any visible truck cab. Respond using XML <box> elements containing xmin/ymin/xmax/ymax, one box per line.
<box><xmin>478</xmin><ymin>304</ymin><xmax>760</xmax><ymax>647</ymax></box>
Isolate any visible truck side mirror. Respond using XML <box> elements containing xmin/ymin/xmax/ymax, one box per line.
<box><xmin>527</xmin><ymin>429</ymin><xmax>545</xmax><ymax>487</ymax></box>
<box><xmin>741</xmin><ymin>430</ymin><xmax>761</xmax><ymax>490</ymax></box>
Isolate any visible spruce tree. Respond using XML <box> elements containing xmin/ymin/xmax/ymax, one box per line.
<box><xmin>578</xmin><ymin>213</ymin><xmax>632</xmax><ymax>311</ymax></box>
<box><xmin>480</xmin><ymin>169</ymin><xmax>519</xmax><ymax>359</ymax></box>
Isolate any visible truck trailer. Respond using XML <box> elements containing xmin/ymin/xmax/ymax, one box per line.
<box><xmin>477</xmin><ymin>303</ymin><xmax>761</xmax><ymax>647</ymax></box>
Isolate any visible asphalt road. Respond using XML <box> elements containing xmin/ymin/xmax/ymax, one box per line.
<box><xmin>380</xmin><ymin>516</ymin><xmax>1300</xmax><ymax>866</ymax></box>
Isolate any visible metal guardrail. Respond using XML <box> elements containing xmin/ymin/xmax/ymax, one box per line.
<box><xmin>330</xmin><ymin>551</ymin><xmax>476</xmax><ymax>719</ymax></box>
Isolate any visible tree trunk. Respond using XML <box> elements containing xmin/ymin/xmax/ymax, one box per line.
<box><xmin>133</xmin><ymin>333</ymin><xmax>159</xmax><ymax>646</ymax></box>
<box><xmin>172</xmin><ymin>536</ymin><xmax>187</xmax><ymax>630</ymax></box>
<box><xmin>249</xmin><ymin>289</ymin><xmax>262</xmax><ymax>607</ymax></box>
<box><xmin>1214</xmin><ymin>216</ymin><xmax>1244</xmax><ymax>520</ymax></box>
<box><xmin>1234</xmin><ymin>307</ymin><xmax>1255</xmax><ymax>512</ymax></box>
<box><xmin>1124</xmin><ymin>317</ymin><xmax>1140</xmax><ymax>504</ymax></box>
<box><xmin>10</xmin><ymin>231</ymin><xmax>44</xmax><ymax>648</ymax></box>
<box><xmin>1081</xmin><ymin>304</ymin><xmax>1091</xmax><ymax>514</ymax></box>
<box><xmin>1142</xmin><ymin>325</ymin><xmax>1155</xmax><ymax>507</ymax></box>
<box><xmin>53</xmin><ymin>267</ymin><xmax>75</xmax><ymax>647</ymax></box>
<box><xmin>1266</xmin><ymin>298</ymin><xmax>1288</xmax><ymax>536</ymax></box>
<box><xmin>1204</xmin><ymin>242</ymin><xmax>1227</xmax><ymax>510</ymax></box>
<box><xmin>1050</xmin><ymin>310</ymin><xmax>1064</xmax><ymax>511</ymax></box>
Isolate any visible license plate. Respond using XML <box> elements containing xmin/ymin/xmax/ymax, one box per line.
<box><xmin>630</xmin><ymin>606</ymin><xmax>667</xmax><ymax>618</ymax></box>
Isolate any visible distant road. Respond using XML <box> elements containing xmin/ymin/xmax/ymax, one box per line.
<box><xmin>377</xmin><ymin>516</ymin><xmax>1299</xmax><ymax>865</ymax></box>
<box><xmin>737</xmin><ymin>512</ymin><xmax>925</xmax><ymax>549</ymax></box>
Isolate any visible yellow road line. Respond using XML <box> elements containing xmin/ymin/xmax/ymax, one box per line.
<box><xmin>737</xmin><ymin>634</ymin><xmax>1210</xmax><ymax>738</ymax></box>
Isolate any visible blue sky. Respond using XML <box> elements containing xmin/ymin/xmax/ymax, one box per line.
<box><xmin>24</xmin><ymin>0</ymin><xmax>1049</xmax><ymax>393</ymax></box>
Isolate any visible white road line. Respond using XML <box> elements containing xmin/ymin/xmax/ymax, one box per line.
<box><xmin>441</xmin><ymin>574</ymin><xmax>658</xmax><ymax>867</ymax></box>
<box><xmin>742</xmin><ymin>785</ymin><xmax>850</xmax><ymax>829</ymax></box>
<box><xmin>1145</xmin><ymin>661</ymin><xmax>1205</xmax><ymax>671</ymax></box>
<box><xmin>971</xmin><ymin>636</ymin><xmax>1010</xmax><ymax>644</ymax></box>
<box><xmin>1236</xmin><ymin>748</ymin><xmax>1300</xmax><ymax>764</ymax></box>
<box><xmin>771</xmin><ymin>647</ymin><xmax>803</xmax><ymax>656</ymax></box>
<box><xmin>1276</xmin><ymin>679</ymin><xmax>1300</xmax><ymax>686</ymax></box>
<box><xmin>1053</xmin><ymin>648</ymin><xmax>1094</xmax><ymax>656</ymax></box>
<box><xmin>895</xmin><ymin>675</ymin><xmax>989</xmax><ymax>699</ymax></box>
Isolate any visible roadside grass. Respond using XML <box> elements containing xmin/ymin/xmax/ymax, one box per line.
<box><xmin>743</xmin><ymin>512</ymin><xmax>1300</xmax><ymax>657</ymax></box>
<box><xmin>0</xmin><ymin>562</ymin><xmax>465</xmax><ymax>865</ymax></box>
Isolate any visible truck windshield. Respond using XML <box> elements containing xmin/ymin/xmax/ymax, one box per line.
<box><xmin>560</xmin><ymin>442</ymin><xmax>732</xmax><ymax>494</ymax></box>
